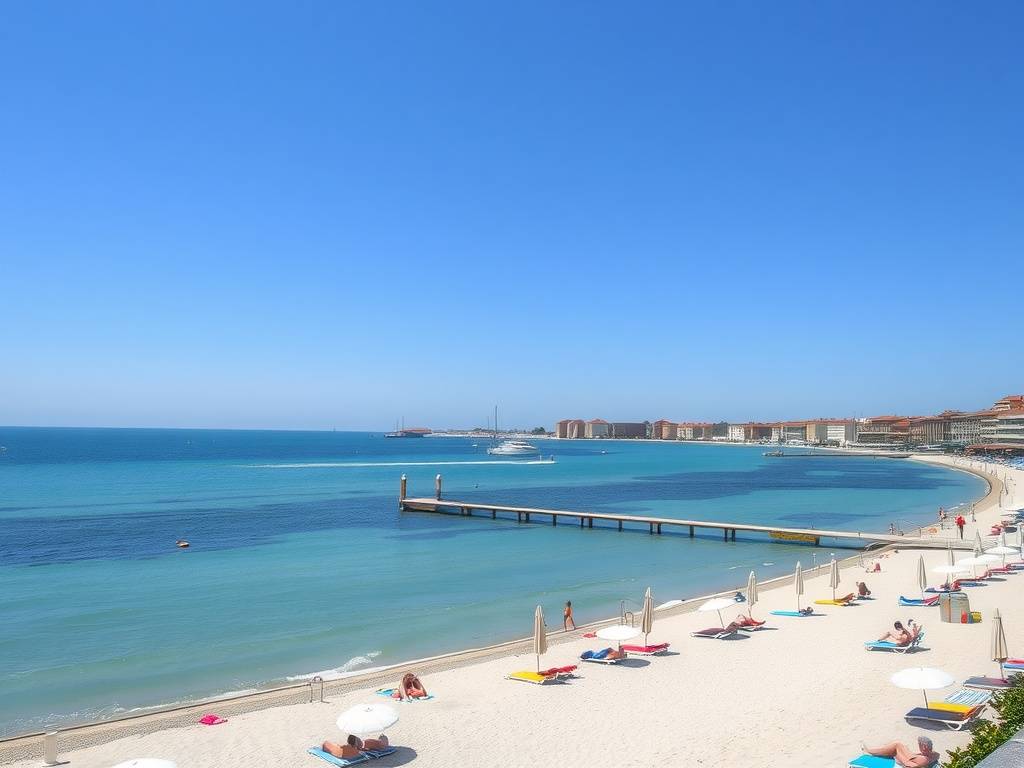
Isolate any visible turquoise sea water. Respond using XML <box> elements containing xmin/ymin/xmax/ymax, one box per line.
<box><xmin>0</xmin><ymin>428</ymin><xmax>986</xmax><ymax>736</ymax></box>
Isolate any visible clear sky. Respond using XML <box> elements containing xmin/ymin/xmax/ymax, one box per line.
<box><xmin>1</xmin><ymin>2</ymin><xmax>1021</xmax><ymax>431</ymax></box>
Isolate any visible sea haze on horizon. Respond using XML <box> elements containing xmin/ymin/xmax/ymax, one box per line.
<box><xmin>0</xmin><ymin>428</ymin><xmax>985</xmax><ymax>736</ymax></box>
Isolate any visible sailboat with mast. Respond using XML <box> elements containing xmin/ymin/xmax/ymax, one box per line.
<box><xmin>486</xmin><ymin>406</ymin><xmax>540</xmax><ymax>456</ymax></box>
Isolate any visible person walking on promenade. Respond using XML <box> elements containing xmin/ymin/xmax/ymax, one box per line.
<box><xmin>955</xmin><ymin>514</ymin><xmax>966</xmax><ymax>539</ymax></box>
<box><xmin>563</xmin><ymin>600</ymin><xmax>576</xmax><ymax>631</ymax></box>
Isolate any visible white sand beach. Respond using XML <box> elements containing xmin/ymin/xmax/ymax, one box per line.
<box><xmin>4</xmin><ymin>455</ymin><xmax>1022</xmax><ymax>768</ymax></box>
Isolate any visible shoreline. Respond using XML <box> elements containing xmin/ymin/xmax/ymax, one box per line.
<box><xmin>0</xmin><ymin>454</ymin><xmax>1003</xmax><ymax>762</ymax></box>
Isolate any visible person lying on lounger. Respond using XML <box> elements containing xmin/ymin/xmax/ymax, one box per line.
<box><xmin>799</xmin><ymin>606</ymin><xmax>814</xmax><ymax>615</ymax></box>
<box><xmin>877</xmin><ymin>621</ymin><xmax>912</xmax><ymax>646</ymax></box>
<box><xmin>392</xmin><ymin>672</ymin><xmax>427</xmax><ymax>700</ymax></box>
<box><xmin>863</xmin><ymin>735</ymin><xmax>938</xmax><ymax>767</ymax></box>
<box><xmin>322</xmin><ymin>734</ymin><xmax>390</xmax><ymax>758</ymax></box>
<box><xmin>606</xmin><ymin>647</ymin><xmax>627</xmax><ymax>660</ymax></box>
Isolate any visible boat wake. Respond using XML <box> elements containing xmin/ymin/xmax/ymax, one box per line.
<box><xmin>245</xmin><ymin>460</ymin><xmax>556</xmax><ymax>468</ymax></box>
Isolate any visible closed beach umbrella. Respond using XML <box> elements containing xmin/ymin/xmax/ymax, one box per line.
<box><xmin>698</xmin><ymin>597</ymin><xmax>738</xmax><ymax>628</ymax></box>
<box><xmin>916</xmin><ymin>556</ymin><xmax>927</xmax><ymax>598</ymax></box>
<box><xmin>891</xmin><ymin>667</ymin><xmax>955</xmax><ymax>708</ymax></box>
<box><xmin>794</xmin><ymin>561</ymin><xmax>805</xmax><ymax>611</ymax></box>
<box><xmin>1017</xmin><ymin>527</ymin><xmax>1023</xmax><ymax>551</ymax></box>
<box><xmin>639</xmin><ymin>587</ymin><xmax>654</xmax><ymax>645</ymax></box>
<box><xmin>533</xmin><ymin>605</ymin><xmax>547</xmax><ymax>672</ymax></box>
<box><xmin>111</xmin><ymin>761</ymin><xmax>176</xmax><ymax>768</ymax></box>
<box><xmin>947</xmin><ymin>542</ymin><xmax>955</xmax><ymax>568</ymax></box>
<box><xmin>829</xmin><ymin>558</ymin><xmax>840</xmax><ymax>601</ymax></box>
<box><xmin>991</xmin><ymin>609</ymin><xmax>1009</xmax><ymax>679</ymax></box>
<box><xmin>746</xmin><ymin>571</ymin><xmax>759</xmax><ymax>617</ymax></box>
<box><xmin>973</xmin><ymin>531</ymin><xmax>984</xmax><ymax>557</ymax></box>
<box><xmin>337</xmin><ymin>704</ymin><xmax>398</xmax><ymax>737</ymax></box>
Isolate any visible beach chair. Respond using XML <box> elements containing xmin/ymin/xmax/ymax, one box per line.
<box><xmin>690</xmin><ymin>627</ymin><xmax>737</xmax><ymax>639</ymax></box>
<box><xmin>620</xmin><ymin>642</ymin><xmax>670</xmax><ymax>655</ymax></box>
<box><xmin>898</xmin><ymin>595</ymin><xmax>939</xmax><ymax>607</ymax></box>
<box><xmin>814</xmin><ymin>593</ymin><xmax>856</xmax><ymax>606</ymax></box>
<box><xmin>506</xmin><ymin>670</ymin><xmax>556</xmax><ymax>684</ymax></box>
<box><xmin>964</xmin><ymin>676</ymin><xmax>1014</xmax><ymax>691</ymax></box>
<box><xmin>944</xmin><ymin>688</ymin><xmax>992</xmax><ymax>707</ymax></box>
<box><xmin>770</xmin><ymin>610</ymin><xmax>818</xmax><ymax>617</ymax></box>
<box><xmin>308</xmin><ymin>746</ymin><xmax>397</xmax><ymax>767</ymax></box>
<box><xmin>1001</xmin><ymin>659</ymin><xmax>1024</xmax><ymax>670</ymax></box>
<box><xmin>539</xmin><ymin>664</ymin><xmax>578</xmax><ymax>678</ymax></box>
<box><xmin>864</xmin><ymin>630</ymin><xmax>925</xmax><ymax>654</ymax></box>
<box><xmin>904</xmin><ymin>704</ymin><xmax>985</xmax><ymax>730</ymax></box>
<box><xmin>580</xmin><ymin>648</ymin><xmax>623</xmax><ymax>664</ymax></box>
<box><xmin>849</xmin><ymin>755</ymin><xmax>937</xmax><ymax>768</ymax></box>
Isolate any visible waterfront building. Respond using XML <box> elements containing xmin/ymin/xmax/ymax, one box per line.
<box><xmin>856</xmin><ymin>415</ymin><xmax>911</xmax><ymax>445</ymax></box>
<box><xmin>585</xmin><ymin>418</ymin><xmax>610</xmax><ymax>438</ymax></box>
<box><xmin>652</xmin><ymin>419</ymin><xmax>678</xmax><ymax>440</ymax></box>
<box><xmin>994</xmin><ymin>394</ymin><xmax>1024</xmax><ymax>412</ymax></box>
<box><xmin>992</xmin><ymin>409</ymin><xmax>1024</xmax><ymax>445</ymax></box>
<box><xmin>677</xmin><ymin>422</ymin><xmax>714</xmax><ymax>440</ymax></box>
<box><xmin>780</xmin><ymin>421</ymin><xmax>808</xmax><ymax>442</ymax></box>
<box><xmin>803</xmin><ymin>419</ymin><xmax>857</xmax><ymax>445</ymax></box>
<box><xmin>727</xmin><ymin>424</ymin><xmax>745</xmax><ymax>441</ymax></box>
<box><xmin>554</xmin><ymin>419</ymin><xmax>571</xmax><ymax>438</ymax></box>
<box><xmin>947</xmin><ymin>410</ymin><xmax>992</xmax><ymax>446</ymax></box>
<box><xmin>566</xmin><ymin>419</ymin><xmax>587</xmax><ymax>439</ymax></box>
<box><xmin>610</xmin><ymin>422</ymin><xmax>647</xmax><ymax>439</ymax></box>
<box><xmin>908</xmin><ymin>414</ymin><xmax>950</xmax><ymax>445</ymax></box>
<box><xmin>740</xmin><ymin>423</ymin><xmax>774</xmax><ymax>441</ymax></box>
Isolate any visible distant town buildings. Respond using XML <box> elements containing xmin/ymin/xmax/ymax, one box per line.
<box><xmin>553</xmin><ymin>394</ymin><xmax>1024</xmax><ymax>453</ymax></box>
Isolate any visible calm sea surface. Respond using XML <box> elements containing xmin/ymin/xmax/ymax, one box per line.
<box><xmin>0</xmin><ymin>427</ymin><xmax>985</xmax><ymax>735</ymax></box>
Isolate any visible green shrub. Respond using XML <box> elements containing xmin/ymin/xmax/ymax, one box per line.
<box><xmin>944</xmin><ymin>673</ymin><xmax>1024</xmax><ymax>767</ymax></box>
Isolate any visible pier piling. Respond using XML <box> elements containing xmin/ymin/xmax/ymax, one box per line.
<box><xmin>435</xmin><ymin>473</ymin><xmax>442</xmax><ymax>500</ymax></box>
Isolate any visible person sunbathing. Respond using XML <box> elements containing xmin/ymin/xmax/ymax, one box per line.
<box><xmin>864</xmin><ymin>735</ymin><xmax>938</xmax><ymax>767</ymax></box>
<box><xmin>857</xmin><ymin>581</ymin><xmax>871</xmax><ymax>597</ymax></box>
<box><xmin>799</xmin><ymin>606</ymin><xmax>814</xmax><ymax>615</ymax></box>
<box><xmin>361</xmin><ymin>734</ymin><xmax>389</xmax><ymax>751</ymax></box>
<box><xmin>321</xmin><ymin>736</ymin><xmax>364</xmax><ymax>759</ymax></box>
<box><xmin>877</xmin><ymin>621</ymin><xmax>912</xmax><ymax>645</ymax></box>
<box><xmin>735</xmin><ymin>614</ymin><xmax>764</xmax><ymax>627</ymax></box>
<box><xmin>392</xmin><ymin>672</ymin><xmax>427</xmax><ymax>700</ymax></box>
<box><xmin>835</xmin><ymin>592</ymin><xmax>856</xmax><ymax>603</ymax></box>
<box><xmin>606</xmin><ymin>647</ymin><xmax>626</xmax><ymax>660</ymax></box>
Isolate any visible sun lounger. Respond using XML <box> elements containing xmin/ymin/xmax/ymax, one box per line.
<box><xmin>815</xmin><ymin>593</ymin><xmax>856</xmax><ymax>606</ymax></box>
<box><xmin>580</xmin><ymin>648</ymin><xmax>622</xmax><ymax>664</ymax></box>
<box><xmin>770</xmin><ymin>610</ymin><xmax>818</xmax><ymax>617</ymax></box>
<box><xmin>849</xmin><ymin>755</ymin><xmax>898</xmax><ymax>768</ymax></box>
<box><xmin>964</xmin><ymin>676</ymin><xmax>1013</xmax><ymax>691</ymax></box>
<box><xmin>621</xmin><ymin>642</ymin><xmax>670</xmax><ymax>655</ymax></box>
<box><xmin>904</xmin><ymin>704</ymin><xmax>984</xmax><ymax>730</ymax></box>
<box><xmin>864</xmin><ymin>630</ymin><xmax>925</xmax><ymax>654</ymax></box>
<box><xmin>507</xmin><ymin>670</ymin><xmax>556</xmax><ymax>684</ymax></box>
<box><xmin>690</xmin><ymin>627</ymin><xmax>737</xmax><ymax>639</ymax></box>
<box><xmin>944</xmin><ymin>688</ymin><xmax>992</xmax><ymax>707</ymax></box>
<box><xmin>898</xmin><ymin>595</ymin><xmax>939</xmax><ymax>607</ymax></box>
<box><xmin>538</xmin><ymin>665</ymin><xmax>578</xmax><ymax>677</ymax></box>
<box><xmin>375</xmin><ymin>688</ymin><xmax>434</xmax><ymax>701</ymax></box>
<box><xmin>987</xmin><ymin>566</ymin><xmax>1016</xmax><ymax>574</ymax></box>
<box><xmin>308</xmin><ymin>746</ymin><xmax>397</xmax><ymax>767</ymax></box>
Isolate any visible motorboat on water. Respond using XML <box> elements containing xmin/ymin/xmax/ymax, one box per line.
<box><xmin>487</xmin><ymin>440</ymin><xmax>540</xmax><ymax>456</ymax></box>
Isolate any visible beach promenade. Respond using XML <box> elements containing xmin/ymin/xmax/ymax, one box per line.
<box><xmin>4</xmin><ymin>456</ymin><xmax>1021</xmax><ymax>768</ymax></box>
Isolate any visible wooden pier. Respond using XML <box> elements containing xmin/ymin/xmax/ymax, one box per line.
<box><xmin>398</xmin><ymin>475</ymin><xmax>970</xmax><ymax>550</ymax></box>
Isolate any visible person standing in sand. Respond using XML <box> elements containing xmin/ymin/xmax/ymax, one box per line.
<box><xmin>563</xmin><ymin>600</ymin><xmax>576</xmax><ymax>631</ymax></box>
<box><xmin>955</xmin><ymin>513</ymin><xmax>965</xmax><ymax>539</ymax></box>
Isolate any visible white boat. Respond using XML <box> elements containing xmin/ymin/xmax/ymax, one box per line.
<box><xmin>487</xmin><ymin>439</ymin><xmax>540</xmax><ymax>456</ymax></box>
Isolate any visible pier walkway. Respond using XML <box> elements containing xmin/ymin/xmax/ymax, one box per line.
<box><xmin>399</xmin><ymin>476</ymin><xmax>970</xmax><ymax>550</ymax></box>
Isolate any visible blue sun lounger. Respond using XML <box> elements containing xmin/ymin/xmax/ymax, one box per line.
<box><xmin>308</xmin><ymin>747</ymin><xmax>397</xmax><ymax>767</ymax></box>
<box><xmin>898</xmin><ymin>596</ymin><xmax>939</xmax><ymax>607</ymax></box>
<box><xmin>864</xmin><ymin>630</ymin><xmax>925</xmax><ymax>654</ymax></box>
<box><xmin>770</xmin><ymin>610</ymin><xmax>819</xmax><ymax>617</ymax></box>
<box><xmin>849</xmin><ymin>755</ymin><xmax>937</xmax><ymax>768</ymax></box>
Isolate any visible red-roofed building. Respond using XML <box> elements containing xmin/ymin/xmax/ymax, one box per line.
<box><xmin>585</xmin><ymin>419</ymin><xmax>610</xmax><ymax>439</ymax></box>
<box><xmin>652</xmin><ymin>419</ymin><xmax>678</xmax><ymax>440</ymax></box>
<box><xmin>993</xmin><ymin>395</ymin><xmax>1024</xmax><ymax>412</ymax></box>
<box><xmin>677</xmin><ymin>422</ymin><xmax>714</xmax><ymax>440</ymax></box>
<box><xmin>856</xmin><ymin>416</ymin><xmax>912</xmax><ymax>445</ymax></box>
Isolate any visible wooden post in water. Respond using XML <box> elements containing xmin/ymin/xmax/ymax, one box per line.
<box><xmin>618</xmin><ymin>520</ymin><xmax>623</xmax><ymax>531</ymax></box>
<box><xmin>435</xmin><ymin>473</ymin><xmax>442</xmax><ymax>500</ymax></box>
<box><xmin>399</xmin><ymin>474</ymin><xmax>407</xmax><ymax>508</ymax></box>
<box><xmin>689</xmin><ymin>525</ymin><xmax>695</xmax><ymax>537</ymax></box>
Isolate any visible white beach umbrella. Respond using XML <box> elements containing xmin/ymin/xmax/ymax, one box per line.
<box><xmin>991</xmin><ymin>609</ymin><xmax>1009</xmax><ymax>679</ymax></box>
<box><xmin>337</xmin><ymin>704</ymin><xmax>398</xmax><ymax>736</ymax></box>
<box><xmin>533</xmin><ymin>605</ymin><xmax>547</xmax><ymax>672</ymax></box>
<box><xmin>828</xmin><ymin>558</ymin><xmax>840</xmax><ymax>601</ymax></box>
<box><xmin>933</xmin><ymin>564</ymin><xmax>969</xmax><ymax>575</ymax></box>
<box><xmin>890</xmin><ymin>667</ymin><xmax>955</xmax><ymax>708</ymax></box>
<box><xmin>746</xmin><ymin>571</ymin><xmax>759</xmax><ymax>617</ymax></box>
<box><xmin>794</xmin><ymin>561</ymin><xmax>805</xmax><ymax>611</ymax></box>
<box><xmin>916</xmin><ymin>556</ymin><xmax>927</xmax><ymax>598</ymax></box>
<box><xmin>111</xmin><ymin>761</ymin><xmax>177</xmax><ymax>768</ymax></box>
<box><xmin>958</xmin><ymin>555</ymin><xmax>999</xmax><ymax>579</ymax></box>
<box><xmin>985</xmin><ymin>534</ymin><xmax>1019</xmax><ymax>565</ymax></box>
<box><xmin>596</xmin><ymin>624</ymin><xmax>641</xmax><ymax>650</ymax></box>
<box><xmin>639</xmin><ymin>587</ymin><xmax>654</xmax><ymax>645</ymax></box>
<box><xmin>698</xmin><ymin>597</ymin><xmax>738</xmax><ymax>628</ymax></box>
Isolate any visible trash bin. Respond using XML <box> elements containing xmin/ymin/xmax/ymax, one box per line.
<box><xmin>940</xmin><ymin>592</ymin><xmax>970</xmax><ymax>623</ymax></box>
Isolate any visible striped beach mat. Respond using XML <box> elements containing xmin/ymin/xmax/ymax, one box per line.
<box><xmin>945</xmin><ymin>688</ymin><xmax>992</xmax><ymax>706</ymax></box>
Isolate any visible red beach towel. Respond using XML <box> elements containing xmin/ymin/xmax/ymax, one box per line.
<box><xmin>199</xmin><ymin>714</ymin><xmax>227</xmax><ymax>725</ymax></box>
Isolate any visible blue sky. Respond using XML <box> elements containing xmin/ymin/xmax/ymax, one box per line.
<box><xmin>1</xmin><ymin>2</ymin><xmax>1021</xmax><ymax>430</ymax></box>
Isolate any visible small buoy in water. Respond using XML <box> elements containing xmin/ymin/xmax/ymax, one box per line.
<box><xmin>176</xmin><ymin>540</ymin><xmax>190</xmax><ymax>548</ymax></box>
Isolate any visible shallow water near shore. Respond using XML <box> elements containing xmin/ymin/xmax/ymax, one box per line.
<box><xmin>0</xmin><ymin>427</ymin><xmax>986</xmax><ymax>736</ymax></box>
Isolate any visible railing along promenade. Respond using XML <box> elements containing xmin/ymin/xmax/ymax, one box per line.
<box><xmin>399</xmin><ymin>474</ymin><xmax>972</xmax><ymax>550</ymax></box>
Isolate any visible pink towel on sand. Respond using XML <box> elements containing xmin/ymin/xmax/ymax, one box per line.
<box><xmin>199</xmin><ymin>714</ymin><xmax>226</xmax><ymax>725</ymax></box>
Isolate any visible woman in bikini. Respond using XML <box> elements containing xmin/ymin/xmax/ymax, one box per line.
<box><xmin>392</xmin><ymin>672</ymin><xmax>427</xmax><ymax>700</ymax></box>
<box><xmin>865</xmin><ymin>736</ymin><xmax>939</xmax><ymax>767</ymax></box>
<box><xmin>322</xmin><ymin>734</ymin><xmax>389</xmax><ymax>758</ymax></box>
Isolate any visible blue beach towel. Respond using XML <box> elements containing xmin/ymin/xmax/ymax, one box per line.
<box><xmin>307</xmin><ymin>747</ymin><xmax>396</xmax><ymax>767</ymax></box>
<box><xmin>898</xmin><ymin>596</ymin><xmax>938</xmax><ymax>607</ymax></box>
<box><xmin>849</xmin><ymin>755</ymin><xmax>895</xmax><ymax>768</ymax></box>
<box><xmin>375</xmin><ymin>688</ymin><xmax>434</xmax><ymax>701</ymax></box>
<box><xmin>770</xmin><ymin>610</ymin><xmax>817</xmax><ymax>617</ymax></box>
